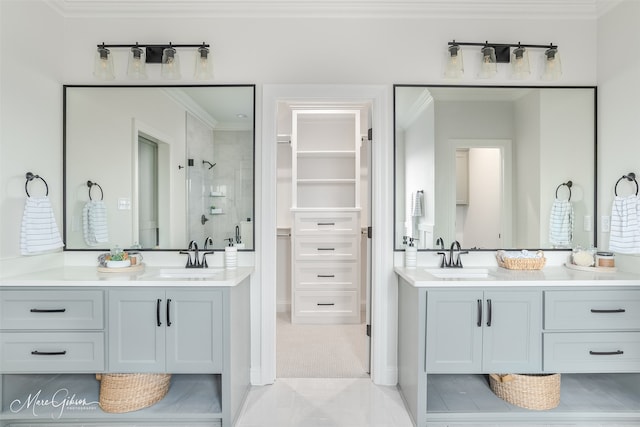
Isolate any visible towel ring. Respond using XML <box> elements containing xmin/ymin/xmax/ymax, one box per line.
<box><xmin>25</xmin><ymin>172</ymin><xmax>49</xmax><ymax>197</ymax></box>
<box><xmin>614</xmin><ymin>172</ymin><xmax>638</xmax><ymax>196</ymax></box>
<box><xmin>555</xmin><ymin>181</ymin><xmax>572</xmax><ymax>201</ymax></box>
<box><xmin>87</xmin><ymin>180</ymin><xmax>104</xmax><ymax>200</ymax></box>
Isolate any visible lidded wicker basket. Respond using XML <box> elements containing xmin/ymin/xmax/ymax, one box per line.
<box><xmin>96</xmin><ymin>373</ymin><xmax>171</xmax><ymax>413</ymax></box>
<box><xmin>496</xmin><ymin>250</ymin><xmax>546</xmax><ymax>270</ymax></box>
<box><xmin>489</xmin><ymin>373</ymin><xmax>560</xmax><ymax>410</ymax></box>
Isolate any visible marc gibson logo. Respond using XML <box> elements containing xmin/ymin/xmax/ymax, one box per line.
<box><xmin>10</xmin><ymin>388</ymin><xmax>99</xmax><ymax>419</ymax></box>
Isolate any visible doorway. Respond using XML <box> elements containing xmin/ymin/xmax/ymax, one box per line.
<box><xmin>275</xmin><ymin>100</ymin><xmax>372</xmax><ymax>378</ymax></box>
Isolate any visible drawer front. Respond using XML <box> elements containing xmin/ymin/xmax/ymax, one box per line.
<box><xmin>544</xmin><ymin>290</ymin><xmax>640</xmax><ymax>330</ymax></box>
<box><xmin>294</xmin><ymin>211</ymin><xmax>359</xmax><ymax>236</ymax></box>
<box><xmin>294</xmin><ymin>261</ymin><xmax>358</xmax><ymax>290</ymax></box>
<box><xmin>294</xmin><ymin>237</ymin><xmax>358</xmax><ymax>261</ymax></box>
<box><xmin>0</xmin><ymin>290</ymin><xmax>104</xmax><ymax>330</ymax></box>
<box><xmin>0</xmin><ymin>332</ymin><xmax>105</xmax><ymax>373</ymax></box>
<box><xmin>543</xmin><ymin>332</ymin><xmax>640</xmax><ymax>373</ymax></box>
<box><xmin>294</xmin><ymin>291</ymin><xmax>359</xmax><ymax>318</ymax></box>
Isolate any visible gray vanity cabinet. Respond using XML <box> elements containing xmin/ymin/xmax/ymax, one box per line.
<box><xmin>108</xmin><ymin>289</ymin><xmax>223</xmax><ymax>373</ymax></box>
<box><xmin>426</xmin><ymin>290</ymin><xmax>542</xmax><ymax>373</ymax></box>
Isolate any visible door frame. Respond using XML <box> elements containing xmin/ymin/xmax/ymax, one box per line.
<box><xmin>258</xmin><ymin>84</ymin><xmax>394</xmax><ymax>385</ymax></box>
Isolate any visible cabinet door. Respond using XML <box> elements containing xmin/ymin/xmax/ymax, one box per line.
<box><xmin>108</xmin><ymin>290</ymin><xmax>165</xmax><ymax>372</ymax></box>
<box><xmin>482</xmin><ymin>290</ymin><xmax>541</xmax><ymax>373</ymax></box>
<box><xmin>165</xmin><ymin>290</ymin><xmax>224</xmax><ymax>373</ymax></box>
<box><xmin>426</xmin><ymin>290</ymin><xmax>483</xmax><ymax>373</ymax></box>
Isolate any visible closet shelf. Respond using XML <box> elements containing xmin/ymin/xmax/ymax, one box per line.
<box><xmin>296</xmin><ymin>150</ymin><xmax>356</xmax><ymax>157</ymax></box>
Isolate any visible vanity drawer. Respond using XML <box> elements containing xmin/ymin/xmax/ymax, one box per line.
<box><xmin>543</xmin><ymin>332</ymin><xmax>640</xmax><ymax>373</ymax></box>
<box><xmin>544</xmin><ymin>290</ymin><xmax>640</xmax><ymax>330</ymax></box>
<box><xmin>293</xmin><ymin>211</ymin><xmax>359</xmax><ymax>236</ymax></box>
<box><xmin>0</xmin><ymin>332</ymin><xmax>105</xmax><ymax>373</ymax></box>
<box><xmin>294</xmin><ymin>237</ymin><xmax>359</xmax><ymax>261</ymax></box>
<box><xmin>294</xmin><ymin>291</ymin><xmax>359</xmax><ymax>321</ymax></box>
<box><xmin>0</xmin><ymin>290</ymin><xmax>104</xmax><ymax>330</ymax></box>
<box><xmin>294</xmin><ymin>261</ymin><xmax>358</xmax><ymax>290</ymax></box>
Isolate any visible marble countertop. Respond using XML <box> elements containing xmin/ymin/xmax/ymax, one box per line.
<box><xmin>395</xmin><ymin>265</ymin><xmax>640</xmax><ymax>287</ymax></box>
<box><xmin>0</xmin><ymin>265</ymin><xmax>253</xmax><ymax>287</ymax></box>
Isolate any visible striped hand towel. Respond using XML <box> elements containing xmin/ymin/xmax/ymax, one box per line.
<box><xmin>609</xmin><ymin>195</ymin><xmax>640</xmax><ymax>254</ymax></box>
<box><xmin>411</xmin><ymin>191</ymin><xmax>424</xmax><ymax>217</ymax></box>
<box><xmin>83</xmin><ymin>200</ymin><xmax>109</xmax><ymax>246</ymax></box>
<box><xmin>20</xmin><ymin>196</ymin><xmax>64</xmax><ymax>255</ymax></box>
<box><xmin>549</xmin><ymin>199</ymin><xmax>573</xmax><ymax>247</ymax></box>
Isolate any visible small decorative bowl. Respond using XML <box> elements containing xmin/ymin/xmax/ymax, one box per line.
<box><xmin>107</xmin><ymin>260</ymin><xmax>131</xmax><ymax>268</ymax></box>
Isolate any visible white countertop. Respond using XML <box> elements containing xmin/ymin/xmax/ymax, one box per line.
<box><xmin>395</xmin><ymin>265</ymin><xmax>640</xmax><ymax>287</ymax></box>
<box><xmin>0</xmin><ymin>265</ymin><xmax>254</xmax><ymax>287</ymax></box>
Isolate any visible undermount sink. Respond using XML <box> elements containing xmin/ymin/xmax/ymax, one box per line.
<box><xmin>157</xmin><ymin>268</ymin><xmax>224</xmax><ymax>278</ymax></box>
<box><xmin>424</xmin><ymin>268</ymin><xmax>491</xmax><ymax>279</ymax></box>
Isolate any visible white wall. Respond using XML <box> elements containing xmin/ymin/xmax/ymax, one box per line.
<box><xmin>1</xmin><ymin>0</ymin><xmax>607</xmax><ymax>386</ymax></box>
<box><xmin>597</xmin><ymin>0</ymin><xmax>640</xmax><ymax>273</ymax></box>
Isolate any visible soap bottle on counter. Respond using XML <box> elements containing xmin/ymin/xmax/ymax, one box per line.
<box><xmin>405</xmin><ymin>237</ymin><xmax>417</xmax><ymax>268</ymax></box>
<box><xmin>224</xmin><ymin>238</ymin><xmax>237</xmax><ymax>269</ymax></box>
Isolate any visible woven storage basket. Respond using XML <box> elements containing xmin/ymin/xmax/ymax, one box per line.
<box><xmin>496</xmin><ymin>250</ymin><xmax>546</xmax><ymax>270</ymax></box>
<box><xmin>489</xmin><ymin>373</ymin><xmax>560</xmax><ymax>410</ymax></box>
<box><xmin>96</xmin><ymin>373</ymin><xmax>171</xmax><ymax>413</ymax></box>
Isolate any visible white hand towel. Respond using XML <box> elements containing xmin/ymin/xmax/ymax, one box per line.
<box><xmin>411</xmin><ymin>191</ymin><xmax>424</xmax><ymax>217</ymax></box>
<box><xmin>549</xmin><ymin>199</ymin><xmax>573</xmax><ymax>247</ymax></box>
<box><xmin>20</xmin><ymin>196</ymin><xmax>64</xmax><ymax>255</ymax></box>
<box><xmin>83</xmin><ymin>200</ymin><xmax>109</xmax><ymax>246</ymax></box>
<box><xmin>609</xmin><ymin>195</ymin><xmax>640</xmax><ymax>254</ymax></box>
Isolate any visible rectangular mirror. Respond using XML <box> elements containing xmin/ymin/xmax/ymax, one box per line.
<box><xmin>64</xmin><ymin>85</ymin><xmax>255</xmax><ymax>251</ymax></box>
<box><xmin>394</xmin><ymin>85</ymin><xmax>596</xmax><ymax>251</ymax></box>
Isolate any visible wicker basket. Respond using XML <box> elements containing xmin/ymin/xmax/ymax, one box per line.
<box><xmin>496</xmin><ymin>250</ymin><xmax>546</xmax><ymax>270</ymax></box>
<box><xmin>96</xmin><ymin>373</ymin><xmax>171</xmax><ymax>413</ymax></box>
<box><xmin>489</xmin><ymin>373</ymin><xmax>560</xmax><ymax>410</ymax></box>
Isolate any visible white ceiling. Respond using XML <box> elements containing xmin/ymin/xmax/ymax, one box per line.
<box><xmin>45</xmin><ymin>0</ymin><xmax>622</xmax><ymax>19</ymax></box>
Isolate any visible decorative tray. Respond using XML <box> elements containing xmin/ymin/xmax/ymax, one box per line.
<box><xmin>97</xmin><ymin>263</ymin><xmax>145</xmax><ymax>273</ymax></box>
<box><xmin>563</xmin><ymin>262</ymin><xmax>617</xmax><ymax>273</ymax></box>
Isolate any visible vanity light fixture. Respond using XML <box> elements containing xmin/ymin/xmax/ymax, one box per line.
<box><xmin>93</xmin><ymin>42</ymin><xmax>211</xmax><ymax>81</ymax></box>
<box><xmin>446</xmin><ymin>40</ymin><xmax>559</xmax><ymax>81</ymax></box>
<box><xmin>444</xmin><ymin>42</ymin><xmax>464</xmax><ymax>79</ymax></box>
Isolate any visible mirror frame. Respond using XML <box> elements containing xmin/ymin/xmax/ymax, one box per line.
<box><xmin>62</xmin><ymin>84</ymin><xmax>256</xmax><ymax>252</ymax></box>
<box><xmin>393</xmin><ymin>84</ymin><xmax>598</xmax><ymax>252</ymax></box>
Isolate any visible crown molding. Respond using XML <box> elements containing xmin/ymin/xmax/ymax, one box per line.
<box><xmin>43</xmin><ymin>0</ymin><xmax>614</xmax><ymax>19</ymax></box>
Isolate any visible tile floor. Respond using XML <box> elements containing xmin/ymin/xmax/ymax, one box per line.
<box><xmin>235</xmin><ymin>377</ymin><xmax>415</xmax><ymax>427</ymax></box>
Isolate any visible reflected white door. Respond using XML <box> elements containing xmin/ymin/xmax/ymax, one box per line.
<box><xmin>138</xmin><ymin>136</ymin><xmax>159</xmax><ymax>248</ymax></box>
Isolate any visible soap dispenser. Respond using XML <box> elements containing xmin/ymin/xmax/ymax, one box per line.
<box><xmin>224</xmin><ymin>238</ymin><xmax>237</xmax><ymax>269</ymax></box>
<box><xmin>405</xmin><ymin>237</ymin><xmax>417</xmax><ymax>268</ymax></box>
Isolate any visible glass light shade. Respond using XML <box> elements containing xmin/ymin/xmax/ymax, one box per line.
<box><xmin>478</xmin><ymin>45</ymin><xmax>497</xmax><ymax>79</ymax></box>
<box><xmin>444</xmin><ymin>45</ymin><xmax>464</xmax><ymax>79</ymax></box>
<box><xmin>127</xmin><ymin>45</ymin><xmax>147</xmax><ymax>80</ymax></box>
<box><xmin>93</xmin><ymin>46</ymin><xmax>115</xmax><ymax>81</ymax></box>
<box><xmin>511</xmin><ymin>46</ymin><xmax>530</xmax><ymax>79</ymax></box>
<box><xmin>542</xmin><ymin>47</ymin><xmax>562</xmax><ymax>81</ymax></box>
<box><xmin>161</xmin><ymin>46</ymin><xmax>181</xmax><ymax>80</ymax></box>
<box><xmin>194</xmin><ymin>45</ymin><xmax>214</xmax><ymax>80</ymax></box>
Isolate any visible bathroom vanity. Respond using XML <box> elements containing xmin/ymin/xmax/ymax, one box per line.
<box><xmin>0</xmin><ymin>266</ymin><xmax>252</xmax><ymax>427</ymax></box>
<box><xmin>395</xmin><ymin>266</ymin><xmax>640</xmax><ymax>427</ymax></box>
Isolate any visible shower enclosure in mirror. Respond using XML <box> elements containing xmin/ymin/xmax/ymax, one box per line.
<box><xmin>394</xmin><ymin>85</ymin><xmax>596</xmax><ymax>251</ymax></box>
<box><xmin>64</xmin><ymin>85</ymin><xmax>255</xmax><ymax>251</ymax></box>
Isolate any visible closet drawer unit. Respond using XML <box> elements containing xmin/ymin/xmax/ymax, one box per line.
<box><xmin>293</xmin><ymin>211</ymin><xmax>359</xmax><ymax>236</ymax></box>
<box><xmin>0</xmin><ymin>332</ymin><xmax>105</xmax><ymax>373</ymax></box>
<box><xmin>294</xmin><ymin>237</ymin><xmax>358</xmax><ymax>261</ymax></box>
<box><xmin>544</xmin><ymin>290</ymin><xmax>640</xmax><ymax>330</ymax></box>
<box><xmin>0</xmin><ymin>290</ymin><xmax>104</xmax><ymax>330</ymax></box>
<box><xmin>294</xmin><ymin>261</ymin><xmax>358</xmax><ymax>290</ymax></box>
<box><xmin>543</xmin><ymin>332</ymin><xmax>640</xmax><ymax>372</ymax></box>
<box><xmin>294</xmin><ymin>291</ymin><xmax>359</xmax><ymax>321</ymax></box>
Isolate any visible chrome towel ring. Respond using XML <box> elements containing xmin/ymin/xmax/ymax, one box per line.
<box><xmin>87</xmin><ymin>180</ymin><xmax>104</xmax><ymax>200</ymax></box>
<box><xmin>614</xmin><ymin>173</ymin><xmax>638</xmax><ymax>196</ymax></box>
<box><xmin>555</xmin><ymin>180</ymin><xmax>572</xmax><ymax>201</ymax></box>
<box><xmin>25</xmin><ymin>172</ymin><xmax>49</xmax><ymax>197</ymax></box>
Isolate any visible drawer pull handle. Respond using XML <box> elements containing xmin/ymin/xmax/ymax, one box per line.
<box><xmin>317</xmin><ymin>222</ymin><xmax>335</xmax><ymax>226</ymax></box>
<box><xmin>166</xmin><ymin>299</ymin><xmax>172</xmax><ymax>327</ymax></box>
<box><xmin>486</xmin><ymin>299</ymin><xmax>492</xmax><ymax>327</ymax></box>
<box><xmin>30</xmin><ymin>308</ymin><xmax>66</xmax><ymax>313</ymax></box>
<box><xmin>317</xmin><ymin>248</ymin><xmax>335</xmax><ymax>251</ymax></box>
<box><xmin>317</xmin><ymin>303</ymin><xmax>335</xmax><ymax>306</ymax></box>
<box><xmin>157</xmin><ymin>299</ymin><xmax>162</xmax><ymax>327</ymax></box>
<box><xmin>589</xmin><ymin>350</ymin><xmax>624</xmax><ymax>356</ymax></box>
<box><xmin>590</xmin><ymin>308</ymin><xmax>626</xmax><ymax>313</ymax></box>
<box><xmin>477</xmin><ymin>299</ymin><xmax>482</xmax><ymax>327</ymax></box>
<box><xmin>31</xmin><ymin>350</ymin><xmax>67</xmax><ymax>356</ymax></box>
<box><xmin>317</xmin><ymin>274</ymin><xmax>335</xmax><ymax>278</ymax></box>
